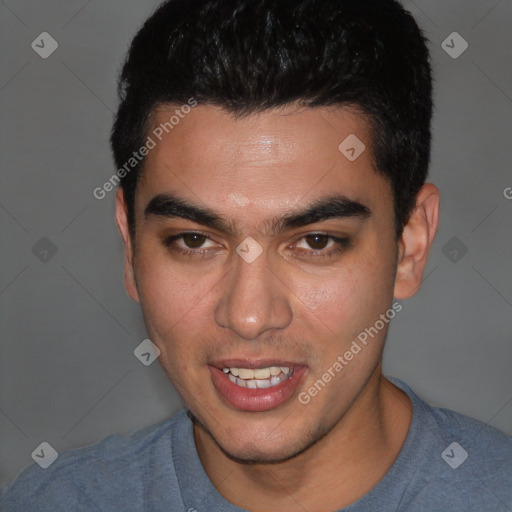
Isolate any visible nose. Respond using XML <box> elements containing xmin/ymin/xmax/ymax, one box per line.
<box><xmin>214</xmin><ymin>247</ymin><xmax>293</xmax><ymax>340</ymax></box>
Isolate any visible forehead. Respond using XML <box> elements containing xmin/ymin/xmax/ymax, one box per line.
<box><xmin>136</xmin><ymin>104</ymin><xmax>392</xmax><ymax>228</ymax></box>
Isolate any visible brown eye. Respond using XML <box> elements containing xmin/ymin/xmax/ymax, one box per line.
<box><xmin>162</xmin><ymin>231</ymin><xmax>220</xmax><ymax>257</ymax></box>
<box><xmin>304</xmin><ymin>234</ymin><xmax>330</xmax><ymax>250</ymax></box>
<box><xmin>292</xmin><ymin>233</ymin><xmax>351</xmax><ymax>260</ymax></box>
<box><xmin>181</xmin><ymin>233</ymin><xmax>208</xmax><ymax>248</ymax></box>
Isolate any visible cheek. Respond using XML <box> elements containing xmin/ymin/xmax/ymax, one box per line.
<box><xmin>291</xmin><ymin>252</ymin><xmax>393</xmax><ymax>337</ymax></box>
<box><xmin>134</xmin><ymin>250</ymin><xmax>217</xmax><ymax>354</ymax></box>
<box><xmin>293</xmin><ymin>273</ymin><xmax>358</xmax><ymax>332</ymax></box>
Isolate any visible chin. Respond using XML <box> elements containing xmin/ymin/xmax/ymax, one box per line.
<box><xmin>219</xmin><ymin>438</ymin><xmax>304</xmax><ymax>464</ymax></box>
<box><xmin>209</xmin><ymin>420</ymin><xmax>323</xmax><ymax>465</ymax></box>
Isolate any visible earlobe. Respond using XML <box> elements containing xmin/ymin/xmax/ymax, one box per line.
<box><xmin>115</xmin><ymin>188</ymin><xmax>140</xmax><ymax>303</ymax></box>
<box><xmin>394</xmin><ymin>183</ymin><xmax>440</xmax><ymax>299</ymax></box>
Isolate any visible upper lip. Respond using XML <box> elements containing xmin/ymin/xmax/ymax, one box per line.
<box><xmin>210</xmin><ymin>359</ymin><xmax>306</xmax><ymax>370</ymax></box>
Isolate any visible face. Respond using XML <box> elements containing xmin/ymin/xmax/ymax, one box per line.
<box><xmin>117</xmin><ymin>104</ymin><xmax>402</xmax><ymax>462</ymax></box>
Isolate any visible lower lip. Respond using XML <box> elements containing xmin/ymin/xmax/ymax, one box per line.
<box><xmin>209</xmin><ymin>366</ymin><xmax>307</xmax><ymax>412</ymax></box>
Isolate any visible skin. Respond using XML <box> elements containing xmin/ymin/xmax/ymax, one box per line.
<box><xmin>115</xmin><ymin>104</ymin><xmax>439</xmax><ymax>511</ymax></box>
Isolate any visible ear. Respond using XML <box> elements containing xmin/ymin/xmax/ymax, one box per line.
<box><xmin>115</xmin><ymin>188</ymin><xmax>140</xmax><ymax>303</ymax></box>
<box><xmin>394</xmin><ymin>183</ymin><xmax>440</xmax><ymax>299</ymax></box>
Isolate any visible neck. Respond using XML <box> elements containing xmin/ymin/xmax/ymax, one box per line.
<box><xmin>193</xmin><ymin>369</ymin><xmax>412</xmax><ymax>512</ymax></box>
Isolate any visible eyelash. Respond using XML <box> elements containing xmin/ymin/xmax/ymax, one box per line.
<box><xmin>162</xmin><ymin>231</ymin><xmax>351</xmax><ymax>260</ymax></box>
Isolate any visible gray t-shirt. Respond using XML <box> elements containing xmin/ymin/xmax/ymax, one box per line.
<box><xmin>1</xmin><ymin>378</ymin><xmax>511</xmax><ymax>511</ymax></box>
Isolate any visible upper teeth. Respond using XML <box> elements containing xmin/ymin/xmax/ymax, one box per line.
<box><xmin>222</xmin><ymin>366</ymin><xmax>290</xmax><ymax>379</ymax></box>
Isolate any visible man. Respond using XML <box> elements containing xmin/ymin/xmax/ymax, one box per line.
<box><xmin>2</xmin><ymin>0</ymin><xmax>511</xmax><ymax>510</ymax></box>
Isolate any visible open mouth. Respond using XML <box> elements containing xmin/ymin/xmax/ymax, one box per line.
<box><xmin>222</xmin><ymin>366</ymin><xmax>294</xmax><ymax>389</ymax></box>
<box><xmin>209</xmin><ymin>362</ymin><xmax>307</xmax><ymax>412</ymax></box>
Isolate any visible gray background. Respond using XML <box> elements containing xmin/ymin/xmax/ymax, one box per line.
<box><xmin>1</xmin><ymin>0</ymin><xmax>511</xmax><ymax>487</ymax></box>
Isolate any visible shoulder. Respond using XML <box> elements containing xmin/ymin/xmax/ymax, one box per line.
<box><xmin>416</xmin><ymin>406</ymin><xmax>511</xmax><ymax>509</ymax></box>
<box><xmin>0</xmin><ymin>409</ymin><xmax>190</xmax><ymax>512</ymax></box>
<box><xmin>426</xmin><ymin>397</ymin><xmax>512</xmax><ymax>474</ymax></box>
<box><xmin>392</xmin><ymin>378</ymin><xmax>512</xmax><ymax>510</ymax></box>
<box><xmin>432</xmin><ymin>403</ymin><xmax>511</xmax><ymax>484</ymax></box>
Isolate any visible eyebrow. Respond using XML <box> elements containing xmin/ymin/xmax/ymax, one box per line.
<box><xmin>144</xmin><ymin>192</ymin><xmax>371</xmax><ymax>236</ymax></box>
